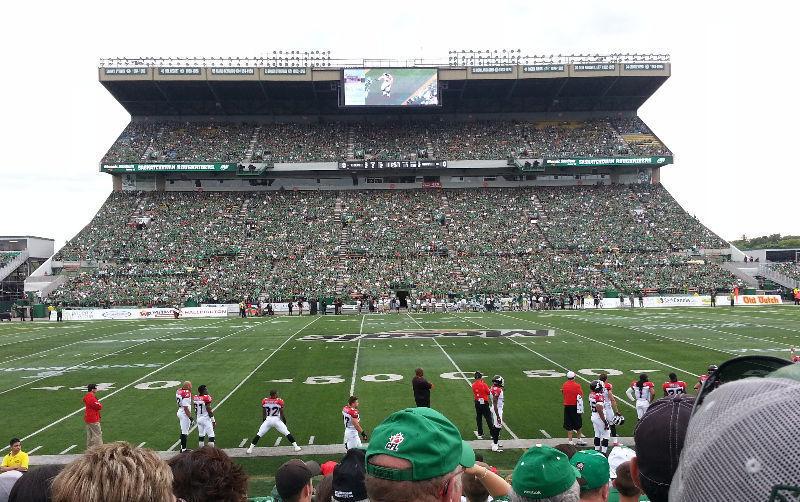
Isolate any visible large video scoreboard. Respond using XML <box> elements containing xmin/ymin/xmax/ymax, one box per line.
<box><xmin>342</xmin><ymin>68</ymin><xmax>439</xmax><ymax>107</ymax></box>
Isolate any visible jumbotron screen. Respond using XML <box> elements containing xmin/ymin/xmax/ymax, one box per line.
<box><xmin>342</xmin><ymin>68</ymin><xmax>439</xmax><ymax>107</ymax></box>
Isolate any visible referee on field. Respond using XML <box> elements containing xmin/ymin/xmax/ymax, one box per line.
<box><xmin>471</xmin><ymin>371</ymin><xmax>494</xmax><ymax>439</ymax></box>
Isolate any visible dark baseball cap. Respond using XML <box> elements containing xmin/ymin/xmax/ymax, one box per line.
<box><xmin>366</xmin><ymin>407</ymin><xmax>475</xmax><ymax>481</ymax></box>
<box><xmin>633</xmin><ymin>395</ymin><xmax>694</xmax><ymax>490</ymax></box>
<box><xmin>275</xmin><ymin>459</ymin><xmax>321</xmax><ymax>499</ymax></box>
<box><xmin>333</xmin><ymin>448</ymin><xmax>367</xmax><ymax>502</ymax></box>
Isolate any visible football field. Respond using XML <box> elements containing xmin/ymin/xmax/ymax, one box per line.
<box><xmin>1</xmin><ymin>306</ymin><xmax>799</xmax><ymax>458</ymax></box>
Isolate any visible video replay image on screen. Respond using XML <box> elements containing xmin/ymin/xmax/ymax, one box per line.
<box><xmin>342</xmin><ymin>68</ymin><xmax>439</xmax><ymax>107</ymax></box>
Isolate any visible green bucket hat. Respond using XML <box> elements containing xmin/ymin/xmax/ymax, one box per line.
<box><xmin>512</xmin><ymin>445</ymin><xmax>578</xmax><ymax>499</ymax></box>
<box><xmin>366</xmin><ymin>407</ymin><xmax>475</xmax><ymax>481</ymax></box>
<box><xmin>570</xmin><ymin>450</ymin><xmax>610</xmax><ymax>491</ymax></box>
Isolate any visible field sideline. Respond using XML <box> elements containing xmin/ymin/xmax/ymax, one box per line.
<box><xmin>1</xmin><ymin>306</ymin><xmax>798</xmax><ymax>458</ymax></box>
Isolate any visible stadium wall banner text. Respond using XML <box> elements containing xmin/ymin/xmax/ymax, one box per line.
<box><xmin>60</xmin><ymin>307</ymin><xmax>228</xmax><ymax>321</ymax></box>
<box><xmin>102</xmin><ymin>163</ymin><xmax>236</xmax><ymax>173</ymax></box>
<box><xmin>543</xmin><ymin>156</ymin><xmax>673</xmax><ymax>168</ymax></box>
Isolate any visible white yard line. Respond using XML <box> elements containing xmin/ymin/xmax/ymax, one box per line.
<box><xmin>0</xmin><ymin>320</ymin><xmax>227</xmax><ymax>396</ymax></box>
<box><xmin>28</xmin><ymin>446</ymin><xmax>42</xmax><ymax>454</ymax></box>
<box><xmin>59</xmin><ymin>445</ymin><xmax>77</xmax><ymax>454</ymax></box>
<box><xmin>239</xmin><ymin>438</ymin><xmax>249</xmax><ymax>447</ymax></box>
<box><xmin>494</xmin><ymin>312</ymin><xmax>701</xmax><ymax>378</ymax></box>
<box><xmin>274</xmin><ymin>437</ymin><xmax>283</xmax><ymax>447</ymax></box>
<box><xmin>349</xmin><ymin>315</ymin><xmax>366</xmax><ymax>396</ymax></box>
<box><xmin>167</xmin><ymin>317</ymin><xmax>320</xmax><ymax>451</ymax></box>
<box><xmin>308</xmin><ymin>435</ymin><xmax>315</xmax><ymax>445</ymax></box>
<box><xmin>539</xmin><ymin>429</ymin><xmax>552</xmax><ymax>439</ymax></box>
<box><xmin>406</xmin><ymin>313</ymin><xmax>520</xmax><ymax>440</ymax></box>
<box><xmin>0</xmin><ymin>320</ymin><xmax>258</xmax><ymax>453</ymax></box>
<box><xmin>0</xmin><ymin>323</ymin><xmax>112</xmax><ymax>349</ymax></box>
<box><xmin>138</xmin><ymin>442</ymin><xmax>147</xmax><ymax>448</ymax></box>
<box><xmin>675</xmin><ymin>310</ymin><xmax>800</xmax><ymax>341</ymax></box>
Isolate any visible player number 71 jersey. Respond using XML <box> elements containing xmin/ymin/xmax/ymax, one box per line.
<box><xmin>343</xmin><ymin>405</ymin><xmax>359</xmax><ymax>429</ymax></box>
<box><xmin>176</xmin><ymin>389</ymin><xmax>191</xmax><ymax>409</ymax></box>
<box><xmin>262</xmin><ymin>397</ymin><xmax>284</xmax><ymax>418</ymax></box>
<box><xmin>193</xmin><ymin>394</ymin><xmax>212</xmax><ymax>417</ymax></box>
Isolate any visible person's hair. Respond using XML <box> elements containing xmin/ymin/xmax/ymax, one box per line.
<box><xmin>366</xmin><ymin>467</ymin><xmax>461</xmax><ymax>502</ymax></box>
<box><xmin>461</xmin><ymin>462</ymin><xmax>490</xmax><ymax>502</ymax></box>
<box><xmin>87</xmin><ymin>384</ymin><xmax>97</xmax><ymax>392</ymax></box>
<box><xmin>415</xmin><ymin>368</ymin><xmax>424</xmax><ymax>377</ymax></box>
<box><xmin>313</xmin><ymin>474</ymin><xmax>333</xmax><ymax>502</ymax></box>
<box><xmin>508</xmin><ymin>481</ymin><xmax>580</xmax><ymax>502</ymax></box>
<box><xmin>613</xmin><ymin>462</ymin><xmax>641</xmax><ymax>498</ymax></box>
<box><xmin>579</xmin><ymin>486</ymin><xmax>604</xmax><ymax>499</ymax></box>
<box><xmin>9</xmin><ymin>438</ymin><xmax>20</xmax><ymax>447</ymax></box>
<box><xmin>51</xmin><ymin>442</ymin><xmax>174</xmax><ymax>502</ymax></box>
<box><xmin>553</xmin><ymin>443</ymin><xmax>578</xmax><ymax>459</ymax></box>
<box><xmin>637</xmin><ymin>373</ymin><xmax>648</xmax><ymax>391</ymax></box>
<box><xmin>8</xmin><ymin>464</ymin><xmax>64</xmax><ymax>502</ymax></box>
<box><xmin>270</xmin><ymin>389</ymin><xmax>278</xmax><ymax>397</ymax></box>
<box><xmin>349</xmin><ymin>395</ymin><xmax>358</xmax><ymax>405</ymax></box>
<box><xmin>197</xmin><ymin>385</ymin><xmax>208</xmax><ymax>395</ymax></box>
<box><xmin>168</xmin><ymin>447</ymin><xmax>248</xmax><ymax>502</ymax></box>
<box><xmin>598</xmin><ymin>372</ymin><xmax>608</xmax><ymax>382</ymax></box>
<box><xmin>669</xmin><ymin>372</ymin><xmax>678</xmax><ymax>382</ymax></box>
<box><xmin>285</xmin><ymin>482</ymin><xmax>312</xmax><ymax>502</ymax></box>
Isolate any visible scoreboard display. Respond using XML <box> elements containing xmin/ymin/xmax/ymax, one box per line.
<box><xmin>342</xmin><ymin>68</ymin><xmax>439</xmax><ymax>107</ymax></box>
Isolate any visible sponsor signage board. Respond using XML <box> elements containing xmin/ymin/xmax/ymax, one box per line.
<box><xmin>543</xmin><ymin>156</ymin><xmax>672</xmax><ymax>168</ymax></box>
<box><xmin>104</xmin><ymin>68</ymin><xmax>148</xmax><ymax>75</ymax></box>
<box><xmin>158</xmin><ymin>67</ymin><xmax>202</xmax><ymax>75</ymax></box>
<box><xmin>522</xmin><ymin>64</ymin><xmax>566</xmax><ymax>73</ymax></box>
<box><xmin>264</xmin><ymin>67</ymin><xmax>308</xmax><ymax>75</ymax></box>
<box><xmin>102</xmin><ymin>163</ymin><xmax>235</xmax><ymax>173</ymax></box>
<box><xmin>470</xmin><ymin>66</ymin><xmax>514</xmax><ymax>74</ymax></box>
<box><xmin>623</xmin><ymin>63</ymin><xmax>666</xmax><ymax>71</ymax></box>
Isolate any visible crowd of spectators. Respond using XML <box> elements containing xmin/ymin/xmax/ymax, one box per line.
<box><xmin>0</xmin><ymin>252</ymin><xmax>21</xmax><ymax>268</ymax></box>
<box><xmin>100</xmin><ymin>118</ymin><xmax>671</xmax><ymax>164</ymax></box>
<box><xmin>765</xmin><ymin>261</ymin><xmax>800</xmax><ymax>282</ymax></box>
<box><xmin>50</xmin><ymin>185</ymin><xmax>734</xmax><ymax>306</ymax></box>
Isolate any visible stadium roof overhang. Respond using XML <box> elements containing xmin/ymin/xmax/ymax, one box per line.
<box><xmin>100</xmin><ymin>64</ymin><xmax>669</xmax><ymax>117</ymax></box>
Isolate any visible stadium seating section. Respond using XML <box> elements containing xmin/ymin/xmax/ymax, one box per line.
<box><xmin>50</xmin><ymin>185</ymin><xmax>732</xmax><ymax>306</ymax></box>
<box><xmin>0</xmin><ymin>251</ymin><xmax>21</xmax><ymax>268</ymax></box>
<box><xmin>101</xmin><ymin>117</ymin><xmax>671</xmax><ymax>164</ymax></box>
<box><xmin>765</xmin><ymin>262</ymin><xmax>800</xmax><ymax>282</ymax></box>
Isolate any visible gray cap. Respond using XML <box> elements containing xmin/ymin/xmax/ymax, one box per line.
<box><xmin>669</xmin><ymin>375</ymin><xmax>800</xmax><ymax>501</ymax></box>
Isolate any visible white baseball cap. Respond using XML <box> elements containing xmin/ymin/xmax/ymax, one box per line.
<box><xmin>566</xmin><ymin>371</ymin><xmax>576</xmax><ymax>379</ymax></box>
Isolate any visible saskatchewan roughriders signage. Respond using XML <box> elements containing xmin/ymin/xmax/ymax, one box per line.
<box><xmin>543</xmin><ymin>156</ymin><xmax>673</xmax><ymax>168</ymax></box>
<box><xmin>102</xmin><ymin>163</ymin><xmax>236</xmax><ymax>173</ymax></box>
<box><xmin>299</xmin><ymin>329</ymin><xmax>554</xmax><ymax>343</ymax></box>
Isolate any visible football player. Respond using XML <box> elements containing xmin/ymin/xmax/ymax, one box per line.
<box><xmin>598</xmin><ymin>372</ymin><xmax>622</xmax><ymax>446</ymax></box>
<box><xmin>193</xmin><ymin>385</ymin><xmax>216</xmax><ymax>448</ymax></box>
<box><xmin>379</xmin><ymin>72</ymin><xmax>394</xmax><ymax>97</ymax></box>
<box><xmin>791</xmin><ymin>347</ymin><xmax>800</xmax><ymax>363</ymax></box>
<box><xmin>490</xmin><ymin>375</ymin><xmax>504</xmax><ymax>452</ymax></box>
<box><xmin>342</xmin><ymin>395</ymin><xmax>368</xmax><ymax>450</ymax></box>
<box><xmin>625</xmin><ymin>373</ymin><xmax>655</xmax><ymax>420</ymax></box>
<box><xmin>589</xmin><ymin>380</ymin><xmax>610</xmax><ymax>454</ymax></box>
<box><xmin>246</xmin><ymin>390</ymin><xmax>301</xmax><ymax>453</ymax></box>
<box><xmin>175</xmin><ymin>381</ymin><xmax>192</xmax><ymax>453</ymax></box>
<box><xmin>662</xmin><ymin>372</ymin><xmax>688</xmax><ymax>396</ymax></box>
<box><xmin>693</xmin><ymin>365</ymin><xmax>718</xmax><ymax>392</ymax></box>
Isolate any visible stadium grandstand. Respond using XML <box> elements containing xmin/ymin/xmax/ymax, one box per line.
<box><xmin>42</xmin><ymin>51</ymin><xmax>741</xmax><ymax>307</ymax></box>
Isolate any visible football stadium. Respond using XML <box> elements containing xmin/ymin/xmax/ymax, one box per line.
<box><xmin>2</xmin><ymin>47</ymin><xmax>800</xmax><ymax>502</ymax></box>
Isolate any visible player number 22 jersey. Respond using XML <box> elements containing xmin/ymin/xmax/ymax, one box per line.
<box><xmin>176</xmin><ymin>389</ymin><xmax>191</xmax><ymax>409</ymax></box>
<box><xmin>663</xmin><ymin>381</ymin><xmax>687</xmax><ymax>396</ymax></box>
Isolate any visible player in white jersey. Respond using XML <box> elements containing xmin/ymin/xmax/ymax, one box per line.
<box><xmin>589</xmin><ymin>380</ymin><xmax>611</xmax><ymax>453</ymax></box>
<box><xmin>598</xmin><ymin>372</ymin><xmax>622</xmax><ymax>446</ymax></box>
<box><xmin>379</xmin><ymin>73</ymin><xmax>394</xmax><ymax>97</ymax></box>
<box><xmin>626</xmin><ymin>373</ymin><xmax>655</xmax><ymax>419</ymax></box>
<box><xmin>342</xmin><ymin>395</ymin><xmax>368</xmax><ymax>450</ymax></box>
<box><xmin>246</xmin><ymin>390</ymin><xmax>301</xmax><ymax>453</ymax></box>
<box><xmin>490</xmin><ymin>375</ymin><xmax>505</xmax><ymax>452</ymax></box>
<box><xmin>193</xmin><ymin>384</ymin><xmax>216</xmax><ymax>448</ymax></box>
<box><xmin>175</xmin><ymin>381</ymin><xmax>192</xmax><ymax>452</ymax></box>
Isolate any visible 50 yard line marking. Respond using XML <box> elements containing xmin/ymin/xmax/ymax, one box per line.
<box><xmin>0</xmin><ymin>319</ymin><xmax>259</xmax><ymax>454</ymax></box>
<box><xmin>349</xmin><ymin>315</ymin><xmax>366</xmax><ymax>396</ymax></box>
<box><xmin>168</xmin><ymin>317</ymin><xmax>320</xmax><ymax>451</ymax></box>
<box><xmin>405</xmin><ymin>313</ymin><xmax>520</xmax><ymax>441</ymax></box>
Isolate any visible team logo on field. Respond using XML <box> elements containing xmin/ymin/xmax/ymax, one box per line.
<box><xmin>385</xmin><ymin>433</ymin><xmax>404</xmax><ymax>451</ymax></box>
<box><xmin>299</xmin><ymin>329</ymin><xmax>554</xmax><ymax>343</ymax></box>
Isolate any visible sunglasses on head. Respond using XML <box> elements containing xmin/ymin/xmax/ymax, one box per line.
<box><xmin>693</xmin><ymin>355</ymin><xmax>791</xmax><ymax>415</ymax></box>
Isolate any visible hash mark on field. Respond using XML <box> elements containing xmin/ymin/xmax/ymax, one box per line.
<box><xmin>540</xmin><ymin>430</ymin><xmax>551</xmax><ymax>439</ymax></box>
<box><xmin>28</xmin><ymin>446</ymin><xmax>43</xmax><ymax>454</ymax></box>
<box><xmin>239</xmin><ymin>438</ymin><xmax>248</xmax><ymax>447</ymax></box>
<box><xmin>309</xmin><ymin>436</ymin><xmax>315</xmax><ymax>445</ymax></box>
<box><xmin>60</xmin><ymin>445</ymin><xmax>77</xmax><ymax>454</ymax></box>
<box><xmin>138</xmin><ymin>442</ymin><xmax>147</xmax><ymax>448</ymax></box>
<box><xmin>274</xmin><ymin>437</ymin><xmax>282</xmax><ymax>447</ymax></box>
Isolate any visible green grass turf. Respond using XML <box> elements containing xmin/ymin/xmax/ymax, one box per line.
<box><xmin>1</xmin><ymin>306</ymin><xmax>799</xmax><ymax>461</ymax></box>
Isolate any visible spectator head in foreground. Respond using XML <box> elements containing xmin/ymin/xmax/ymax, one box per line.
<box><xmin>168</xmin><ymin>446</ymin><xmax>248</xmax><ymax>502</ymax></box>
<box><xmin>611</xmin><ymin>462</ymin><xmax>642</xmax><ymax>502</ymax></box>
<box><xmin>365</xmin><ymin>407</ymin><xmax>475</xmax><ymax>502</ymax></box>
<box><xmin>275</xmin><ymin>459</ymin><xmax>321</xmax><ymax>502</ymax></box>
<box><xmin>461</xmin><ymin>461</ymin><xmax>491</xmax><ymax>502</ymax></box>
<box><xmin>51</xmin><ymin>442</ymin><xmax>174</xmax><ymax>502</ymax></box>
<box><xmin>332</xmin><ymin>448</ymin><xmax>367</xmax><ymax>502</ymax></box>
<box><xmin>669</xmin><ymin>363</ymin><xmax>800</xmax><ymax>501</ymax></box>
<box><xmin>569</xmin><ymin>450</ymin><xmax>609</xmax><ymax>501</ymax></box>
<box><xmin>8</xmin><ymin>464</ymin><xmax>63</xmax><ymax>502</ymax></box>
<box><xmin>510</xmin><ymin>444</ymin><xmax>579</xmax><ymax>502</ymax></box>
<box><xmin>631</xmin><ymin>394</ymin><xmax>694</xmax><ymax>502</ymax></box>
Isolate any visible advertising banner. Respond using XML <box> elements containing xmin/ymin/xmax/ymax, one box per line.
<box><xmin>102</xmin><ymin>163</ymin><xmax>236</xmax><ymax>173</ymax></box>
<box><xmin>543</xmin><ymin>156</ymin><xmax>673</xmax><ymax>168</ymax></box>
<box><xmin>63</xmin><ymin>306</ymin><xmax>228</xmax><ymax>321</ymax></box>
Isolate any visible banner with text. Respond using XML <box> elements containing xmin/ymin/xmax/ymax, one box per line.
<box><xmin>102</xmin><ymin>164</ymin><xmax>236</xmax><ymax>173</ymax></box>
<box><xmin>543</xmin><ymin>156</ymin><xmax>673</xmax><ymax>168</ymax></box>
